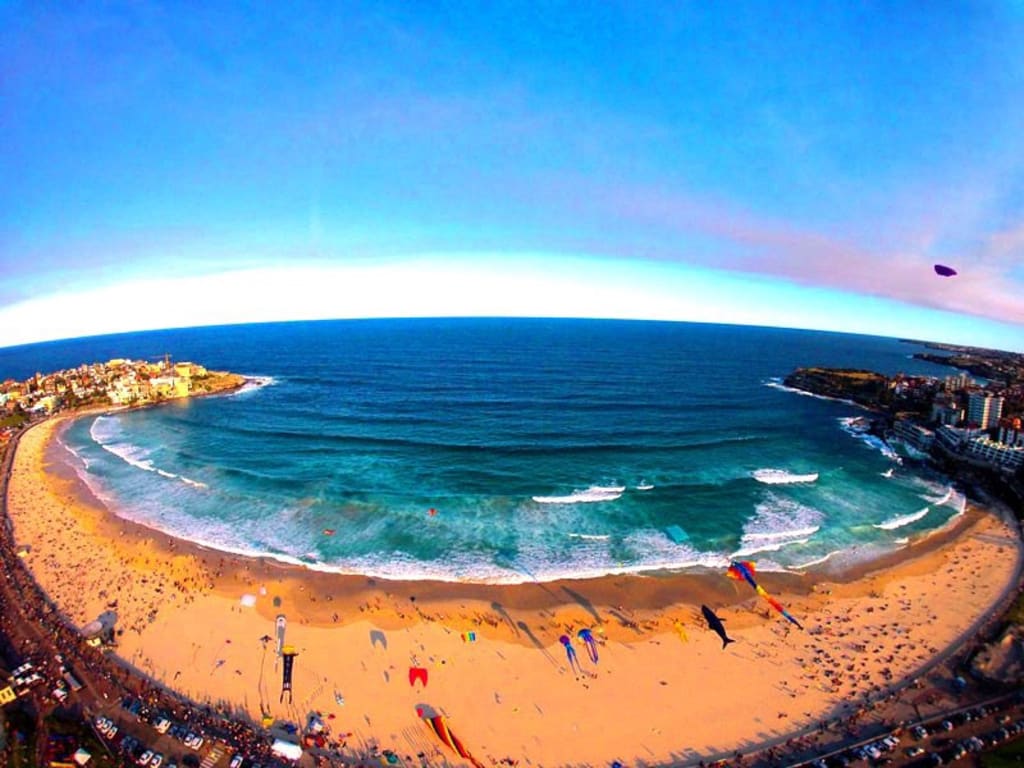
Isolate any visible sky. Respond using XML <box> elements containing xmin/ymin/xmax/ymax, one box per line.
<box><xmin>3</xmin><ymin>1</ymin><xmax>1024</xmax><ymax>350</ymax></box>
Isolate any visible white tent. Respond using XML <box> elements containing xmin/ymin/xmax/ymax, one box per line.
<box><xmin>271</xmin><ymin>740</ymin><xmax>303</xmax><ymax>761</ymax></box>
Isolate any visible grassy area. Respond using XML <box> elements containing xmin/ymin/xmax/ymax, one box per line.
<box><xmin>981</xmin><ymin>737</ymin><xmax>1024</xmax><ymax>768</ymax></box>
<box><xmin>1006</xmin><ymin>589</ymin><xmax>1024</xmax><ymax>626</ymax></box>
<box><xmin>0</xmin><ymin>413</ymin><xmax>27</xmax><ymax>429</ymax></box>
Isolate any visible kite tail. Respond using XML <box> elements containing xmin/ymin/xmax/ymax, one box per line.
<box><xmin>428</xmin><ymin>716</ymin><xmax>486</xmax><ymax>768</ymax></box>
<box><xmin>783</xmin><ymin>611</ymin><xmax>804</xmax><ymax>630</ymax></box>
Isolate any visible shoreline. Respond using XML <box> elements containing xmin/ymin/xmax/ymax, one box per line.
<box><xmin>7</xmin><ymin>413</ymin><xmax>1024</xmax><ymax>766</ymax></box>
<box><xmin>50</xmin><ymin>404</ymin><xmax>970</xmax><ymax>593</ymax></box>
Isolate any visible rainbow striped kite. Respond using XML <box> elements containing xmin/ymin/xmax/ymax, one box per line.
<box><xmin>727</xmin><ymin>560</ymin><xmax>803</xmax><ymax>630</ymax></box>
<box><xmin>424</xmin><ymin>714</ymin><xmax>485</xmax><ymax>768</ymax></box>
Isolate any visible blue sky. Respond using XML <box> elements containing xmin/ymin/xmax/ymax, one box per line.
<box><xmin>3</xmin><ymin>1</ymin><xmax>1024</xmax><ymax>350</ymax></box>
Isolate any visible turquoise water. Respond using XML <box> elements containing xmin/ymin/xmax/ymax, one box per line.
<box><xmin>5</xmin><ymin>318</ymin><xmax>965</xmax><ymax>583</ymax></box>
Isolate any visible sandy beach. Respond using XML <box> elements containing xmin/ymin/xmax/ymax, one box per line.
<box><xmin>6</xmin><ymin>414</ymin><xmax>1023</xmax><ymax>767</ymax></box>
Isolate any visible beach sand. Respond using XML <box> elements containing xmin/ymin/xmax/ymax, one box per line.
<box><xmin>6</xmin><ymin>415</ymin><xmax>1023</xmax><ymax>767</ymax></box>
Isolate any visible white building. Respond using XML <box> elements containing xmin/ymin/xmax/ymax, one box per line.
<box><xmin>893</xmin><ymin>418</ymin><xmax>935</xmax><ymax>454</ymax></box>
<box><xmin>967</xmin><ymin>436</ymin><xmax>1024</xmax><ymax>471</ymax></box>
<box><xmin>967</xmin><ymin>392</ymin><xmax>1004</xmax><ymax>430</ymax></box>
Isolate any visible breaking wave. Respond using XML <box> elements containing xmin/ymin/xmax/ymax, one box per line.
<box><xmin>752</xmin><ymin>468</ymin><xmax>818</xmax><ymax>485</ymax></box>
<box><xmin>532</xmin><ymin>485</ymin><xmax>625</xmax><ymax>504</ymax></box>
<box><xmin>733</xmin><ymin>495</ymin><xmax>823</xmax><ymax>556</ymax></box>
<box><xmin>873</xmin><ymin>506</ymin><xmax>929</xmax><ymax>530</ymax></box>
<box><xmin>89</xmin><ymin>416</ymin><xmax>208</xmax><ymax>489</ymax></box>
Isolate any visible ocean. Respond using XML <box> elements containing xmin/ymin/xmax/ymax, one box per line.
<box><xmin>2</xmin><ymin>318</ymin><xmax>967</xmax><ymax>583</ymax></box>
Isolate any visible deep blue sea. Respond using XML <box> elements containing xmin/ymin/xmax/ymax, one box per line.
<box><xmin>1</xmin><ymin>319</ymin><xmax>966</xmax><ymax>583</ymax></box>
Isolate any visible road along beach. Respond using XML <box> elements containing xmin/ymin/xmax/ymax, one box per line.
<box><xmin>7</xmin><ymin>414</ymin><xmax>1023</xmax><ymax>767</ymax></box>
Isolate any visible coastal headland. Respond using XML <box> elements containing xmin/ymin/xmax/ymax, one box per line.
<box><xmin>6</xmin><ymin>412</ymin><xmax>1024</xmax><ymax>767</ymax></box>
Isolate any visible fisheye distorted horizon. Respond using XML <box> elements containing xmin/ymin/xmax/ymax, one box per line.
<box><xmin>2</xmin><ymin>2</ymin><xmax>1024</xmax><ymax>350</ymax></box>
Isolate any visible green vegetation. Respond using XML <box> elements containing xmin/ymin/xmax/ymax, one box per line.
<box><xmin>982</xmin><ymin>737</ymin><xmax>1024</xmax><ymax>768</ymax></box>
<box><xmin>0</xmin><ymin>413</ymin><xmax>27</xmax><ymax>429</ymax></box>
<box><xmin>1006</xmin><ymin>589</ymin><xmax>1024</xmax><ymax>626</ymax></box>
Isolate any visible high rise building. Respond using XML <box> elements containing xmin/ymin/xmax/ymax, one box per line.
<box><xmin>967</xmin><ymin>392</ymin><xmax>1003</xmax><ymax>430</ymax></box>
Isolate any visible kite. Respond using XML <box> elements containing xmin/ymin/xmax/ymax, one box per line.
<box><xmin>422</xmin><ymin>713</ymin><xmax>486</xmax><ymax>768</ymax></box>
<box><xmin>673</xmin><ymin>620</ymin><xmax>689</xmax><ymax>643</ymax></box>
<box><xmin>933</xmin><ymin>264</ymin><xmax>957</xmax><ymax>277</ymax></box>
<box><xmin>727</xmin><ymin>561</ymin><xmax>803</xmax><ymax>630</ymax></box>
<box><xmin>578</xmin><ymin>629</ymin><xmax>598</xmax><ymax>664</ymax></box>
<box><xmin>559</xmin><ymin>634</ymin><xmax>583</xmax><ymax>675</ymax></box>
<box><xmin>701</xmin><ymin>605</ymin><xmax>735</xmax><ymax>648</ymax></box>
<box><xmin>409</xmin><ymin>667</ymin><xmax>428</xmax><ymax>687</ymax></box>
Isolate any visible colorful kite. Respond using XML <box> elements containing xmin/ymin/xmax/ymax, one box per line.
<box><xmin>559</xmin><ymin>634</ymin><xmax>583</xmax><ymax>674</ymax></box>
<box><xmin>408</xmin><ymin>667</ymin><xmax>428</xmax><ymax>687</ymax></box>
<box><xmin>422</xmin><ymin>713</ymin><xmax>486</xmax><ymax>768</ymax></box>
<box><xmin>578</xmin><ymin>628</ymin><xmax>598</xmax><ymax>664</ymax></box>
<box><xmin>933</xmin><ymin>264</ymin><xmax>957</xmax><ymax>277</ymax></box>
<box><xmin>727</xmin><ymin>561</ymin><xmax>803</xmax><ymax>630</ymax></box>
<box><xmin>673</xmin><ymin>620</ymin><xmax>689</xmax><ymax>643</ymax></box>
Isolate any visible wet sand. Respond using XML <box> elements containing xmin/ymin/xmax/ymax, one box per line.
<box><xmin>7</xmin><ymin>414</ymin><xmax>1022</xmax><ymax>766</ymax></box>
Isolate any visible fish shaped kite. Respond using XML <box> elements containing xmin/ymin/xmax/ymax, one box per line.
<box><xmin>933</xmin><ymin>264</ymin><xmax>957</xmax><ymax>277</ymax></box>
<box><xmin>422</xmin><ymin>713</ymin><xmax>486</xmax><ymax>768</ymax></box>
<box><xmin>727</xmin><ymin>561</ymin><xmax>803</xmax><ymax>630</ymax></box>
<box><xmin>700</xmin><ymin>605</ymin><xmax>735</xmax><ymax>648</ymax></box>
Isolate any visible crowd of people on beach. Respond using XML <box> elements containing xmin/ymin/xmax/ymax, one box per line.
<box><xmin>2</xmin><ymin>417</ymin><xmax>1024</xmax><ymax>768</ymax></box>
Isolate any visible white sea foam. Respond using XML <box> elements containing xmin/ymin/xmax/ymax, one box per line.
<box><xmin>922</xmin><ymin>486</ymin><xmax>954</xmax><ymax>506</ymax></box>
<box><xmin>881</xmin><ymin>468</ymin><xmax>894</xmax><ymax>478</ymax></box>
<box><xmin>230</xmin><ymin>375</ymin><xmax>278</xmax><ymax>396</ymax></box>
<box><xmin>567</xmin><ymin>533</ymin><xmax>611</xmax><ymax>541</ymax></box>
<box><xmin>752</xmin><ymin>468</ymin><xmax>818</xmax><ymax>485</ymax></box>
<box><xmin>733</xmin><ymin>495</ymin><xmax>823</xmax><ymax>557</ymax></box>
<box><xmin>791</xmin><ymin>550</ymin><xmax>841</xmax><ymax>570</ymax></box>
<box><xmin>873</xmin><ymin>506</ymin><xmax>929</xmax><ymax>530</ymax></box>
<box><xmin>838</xmin><ymin>417</ymin><xmax>902</xmax><ymax>463</ymax></box>
<box><xmin>532</xmin><ymin>485</ymin><xmax>625</xmax><ymax>504</ymax></box>
<box><xmin>636</xmin><ymin>483</ymin><xmax>654</xmax><ymax>491</ymax></box>
<box><xmin>763</xmin><ymin>378</ymin><xmax>857</xmax><ymax>406</ymax></box>
<box><xmin>89</xmin><ymin>415</ymin><xmax>207</xmax><ymax>490</ymax></box>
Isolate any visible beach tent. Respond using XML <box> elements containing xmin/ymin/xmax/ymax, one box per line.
<box><xmin>270</xmin><ymin>740</ymin><xmax>303</xmax><ymax>761</ymax></box>
<box><xmin>73</xmin><ymin>748</ymin><xmax>92</xmax><ymax>765</ymax></box>
<box><xmin>80</xmin><ymin>620</ymin><xmax>104</xmax><ymax>639</ymax></box>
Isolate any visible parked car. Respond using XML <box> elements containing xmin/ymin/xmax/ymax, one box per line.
<box><xmin>905</xmin><ymin>747</ymin><xmax>925</xmax><ymax>758</ymax></box>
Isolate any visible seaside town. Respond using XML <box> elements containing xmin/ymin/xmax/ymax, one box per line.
<box><xmin>783</xmin><ymin>341</ymin><xmax>1024</xmax><ymax>492</ymax></box>
<box><xmin>0</xmin><ymin>346</ymin><xmax>1023</xmax><ymax>768</ymax></box>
